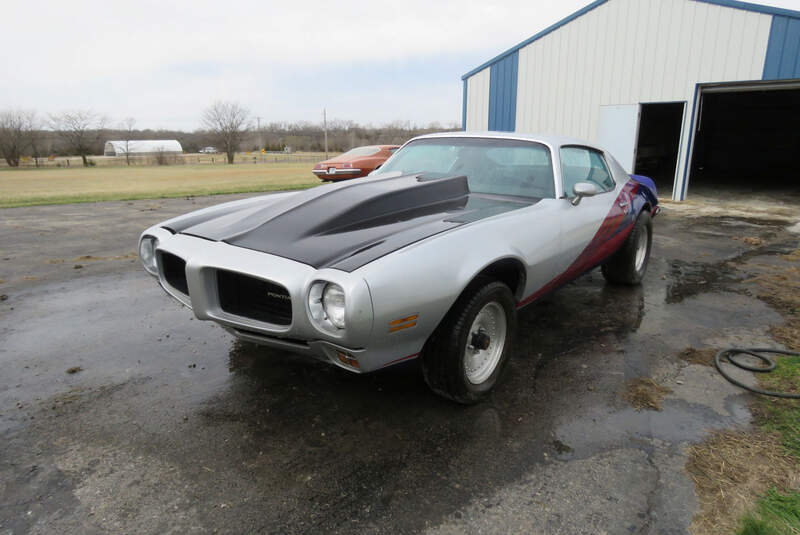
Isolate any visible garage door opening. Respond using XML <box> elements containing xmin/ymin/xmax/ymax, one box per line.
<box><xmin>634</xmin><ymin>102</ymin><xmax>684</xmax><ymax>195</ymax></box>
<box><xmin>688</xmin><ymin>85</ymin><xmax>800</xmax><ymax>194</ymax></box>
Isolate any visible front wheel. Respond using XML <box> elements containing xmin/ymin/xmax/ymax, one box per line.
<box><xmin>601</xmin><ymin>211</ymin><xmax>652</xmax><ymax>285</ymax></box>
<box><xmin>421</xmin><ymin>280</ymin><xmax>517</xmax><ymax>404</ymax></box>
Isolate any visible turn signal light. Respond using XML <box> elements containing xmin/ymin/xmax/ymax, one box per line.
<box><xmin>337</xmin><ymin>351</ymin><xmax>359</xmax><ymax>369</ymax></box>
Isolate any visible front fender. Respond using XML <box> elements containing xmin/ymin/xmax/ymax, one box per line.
<box><xmin>356</xmin><ymin>201</ymin><xmax>562</xmax><ymax>362</ymax></box>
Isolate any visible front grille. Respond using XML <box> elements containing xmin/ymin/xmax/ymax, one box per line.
<box><xmin>216</xmin><ymin>270</ymin><xmax>292</xmax><ymax>325</ymax></box>
<box><xmin>161</xmin><ymin>252</ymin><xmax>188</xmax><ymax>295</ymax></box>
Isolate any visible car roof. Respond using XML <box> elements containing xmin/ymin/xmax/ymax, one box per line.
<box><xmin>410</xmin><ymin>131</ymin><xmax>600</xmax><ymax>151</ymax></box>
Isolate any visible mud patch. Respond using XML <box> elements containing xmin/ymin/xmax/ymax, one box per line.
<box><xmin>687</xmin><ymin>430</ymin><xmax>800</xmax><ymax>535</ymax></box>
<box><xmin>665</xmin><ymin>259</ymin><xmax>741</xmax><ymax>304</ymax></box>
<box><xmin>552</xmin><ymin>439</ymin><xmax>573</xmax><ymax>454</ymax></box>
<box><xmin>621</xmin><ymin>378</ymin><xmax>672</xmax><ymax>411</ymax></box>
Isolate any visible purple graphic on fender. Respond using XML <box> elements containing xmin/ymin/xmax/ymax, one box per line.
<box><xmin>518</xmin><ymin>180</ymin><xmax>642</xmax><ymax>307</ymax></box>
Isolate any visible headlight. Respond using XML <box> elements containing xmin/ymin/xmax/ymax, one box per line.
<box><xmin>139</xmin><ymin>235</ymin><xmax>158</xmax><ymax>274</ymax></box>
<box><xmin>308</xmin><ymin>281</ymin><xmax>346</xmax><ymax>330</ymax></box>
<box><xmin>323</xmin><ymin>283</ymin><xmax>346</xmax><ymax>329</ymax></box>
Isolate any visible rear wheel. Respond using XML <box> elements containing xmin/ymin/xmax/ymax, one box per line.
<box><xmin>601</xmin><ymin>211</ymin><xmax>652</xmax><ymax>285</ymax></box>
<box><xmin>421</xmin><ymin>279</ymin><xmax>517</xmax><ymax>404</ymax></box>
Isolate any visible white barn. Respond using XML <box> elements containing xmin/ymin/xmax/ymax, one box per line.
<box><xmin>461</xmin><ymin>0</ymin><xmax>800</xmax><ymax>200</ymax></box>
<box><xmin>104</xmin><ymin>139</ymin><xmax>183</xmax><ymax>156</ymax></box>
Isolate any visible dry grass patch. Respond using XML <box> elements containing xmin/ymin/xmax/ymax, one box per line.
<box><xmin>679</xmin><ymin>347</ymin><xmax>718</xmax><ymax>366</ymax></box>
<box><xmin>687</xmin><ymin>431</ymin><xmax>800</xmax><ymax>535</ymax></box>
<box><xmin>745</xmin><ymin>248</ymin><xmax>800</xmax><ymax>352</ymax></box>
<box><xmin>770</xmin><ymin>324</ymin><xmax>800</xmax><ymax>351</ymax></box>
<box><xmin>621</xmin><ymin>378</ymin><xmax>672</xmax><ymax>411</ymax></box>
<box><xmin>746</xmin><ymin>249</ymin><xmax>800</xmax><ymax>315</ymax></box>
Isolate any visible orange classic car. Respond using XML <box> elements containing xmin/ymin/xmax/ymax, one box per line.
<box><xmin>313</xmin><ymin>145</ymin><xmax>400</xmax><ymax>181</ymax></box>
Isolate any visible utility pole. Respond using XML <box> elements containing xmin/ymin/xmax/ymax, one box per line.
<box><xmin>323</xmin><ymin>108</ymin><xmax>328</xmax><ymax>159</ymax></box>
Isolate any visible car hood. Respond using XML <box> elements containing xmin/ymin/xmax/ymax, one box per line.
<box><xmin>163</xmin><ymin>174</ymin><xmax>537</xmax><ymax>272</ymax></box>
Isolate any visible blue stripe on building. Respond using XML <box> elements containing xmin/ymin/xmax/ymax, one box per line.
<box><xmin>764</xmin><ymin>15</ymin><xmax>800</xmax><ymax>80</ymax></box>
<box><xmin>488</xmin><ymin>51</ymin><xmax>518</xmax><ymax>132</ymax></box>
<box><xmin>462</xmin><ymin>79</ymin><xmax>468</xmax><ymax>130</ymax></box>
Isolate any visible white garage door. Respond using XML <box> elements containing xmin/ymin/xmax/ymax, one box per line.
<box><xmin>597</xmin><ymin>104</ymin><xmax>640</xmax><ymax>173</ymax></box>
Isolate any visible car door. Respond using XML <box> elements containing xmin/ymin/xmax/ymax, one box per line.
<box><xmin>555</xmin><ymin>145</ymin><xmax>626</xmax><ymax>276</ymax></box>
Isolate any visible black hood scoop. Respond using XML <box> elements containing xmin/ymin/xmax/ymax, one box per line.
<box><xmin>176</xmin><ymin>173</ymin><xmax>534</xmax><ymax>271</ymax></box>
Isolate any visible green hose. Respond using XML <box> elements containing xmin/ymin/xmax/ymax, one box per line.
<box><xmin>715</xmin><ymin>348</ymin><xmax>800</xmax><ymax>399</ymax></box>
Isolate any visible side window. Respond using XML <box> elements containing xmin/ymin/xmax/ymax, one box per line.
<box><xmin>560</xmin><ymin>146</ymin><xmax>616</xmax><ymax>196</ymax></box>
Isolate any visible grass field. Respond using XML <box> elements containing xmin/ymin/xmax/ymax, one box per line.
<box><xmin>0</xmin><ymin>163</ymin><xmax>321</xmax><ymax>208</ymax></box>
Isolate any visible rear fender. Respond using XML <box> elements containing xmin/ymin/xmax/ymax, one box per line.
<box><xmin>630</xmin><ymin>175</ymin><xmax>659</xmax><ymax>216</ymax></box>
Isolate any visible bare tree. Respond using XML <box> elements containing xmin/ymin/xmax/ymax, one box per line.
<box><xmin>120</xmin><ymin>117</ymin><xmax>136</xmax><ymax>165</ymax></box>
<box><xmin>0</xmin><ymin>109</ymin><xmax>36</xmax><ymax>167</ymax></box>
<box><xmin>50</xmin><ymin>110</ymin><xmax>107</xmax><ymax>166</ymax></box>
<box><xmin>201</xmin><ymin>101</ymin><xmax>250</xmax><ymax>164</ymax></box>
<box><xmin>26</xmin><ymin>114</ymin><xmax>44</xmax><ymax>167</ymax></box>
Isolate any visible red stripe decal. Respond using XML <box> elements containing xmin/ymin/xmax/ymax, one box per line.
<box><xmin>382</xmin><ymin>352</ymin><xmax>420</xmax><ymax>368</ymax></box>
<box><xmin>517</xmin><ymin>182</ymin><xmax>638</xmax><ymax>308</ymax></box>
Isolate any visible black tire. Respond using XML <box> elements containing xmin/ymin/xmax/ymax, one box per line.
<box><xmin>601</xmin><ymin>211</ymin><xmax>652</xmax><ymax>285</ymax></box>
<box><xmin>420</xmin><ymin>279</ymin><xmax>517</xmax><ymax>404</ymax></box>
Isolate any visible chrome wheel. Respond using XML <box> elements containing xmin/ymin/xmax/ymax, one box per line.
<box><xmin>464</xmin><ymin>301</ymin><xmax>507</xmax><ymax>384</ymax></box>
<box><xmin>634</xmin><ymin>228</ymin><xmax>648</xmax><ymax>272</ymax></box>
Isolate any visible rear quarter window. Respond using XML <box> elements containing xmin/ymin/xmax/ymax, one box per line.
<box><xmin>560</xmin><ymin>146</ymin><xmax>616</xmax><ymax>196</ymax></box>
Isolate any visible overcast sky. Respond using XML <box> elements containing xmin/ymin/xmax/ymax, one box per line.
<box><xmin>2</xmin><ymin>0</ymin><xmax>799</xmax><ymax>130</ymax></box>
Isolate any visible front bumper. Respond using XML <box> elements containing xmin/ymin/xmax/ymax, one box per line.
<box><xmin>142</xmin><ymin>227</ymin><xmax>391</xmax><ymax>372</ymax></box>
<box><xmin>313</xmin><ymin>168</ymin><xmax>362</xmax><ymax>178</ymax></box>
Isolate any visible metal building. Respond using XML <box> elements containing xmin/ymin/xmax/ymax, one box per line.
<box><xmin>104</xmin><ymin>140</ymin><xmax>183</xmax><ymax>156</ymax></box>
<box><xmin>461</xmin><ymin>0</ymin><xmax>800</xmax><ymax>200</ymax></box>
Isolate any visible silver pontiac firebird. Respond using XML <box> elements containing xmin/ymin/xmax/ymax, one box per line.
<box><xmin>139</xmin><ymin>132</ymin><xmax>659</xmax><ymax>403</ymax></box>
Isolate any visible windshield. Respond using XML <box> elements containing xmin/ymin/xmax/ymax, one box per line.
<box><xmin>341</xmin><ymin>146</ymin><xmax>381</xmax><ymax>157</ymax></box>
<box><xmin>376</xmin><ymin>138</ymin><xmax>555</xmax><ymax>199</ymax></box>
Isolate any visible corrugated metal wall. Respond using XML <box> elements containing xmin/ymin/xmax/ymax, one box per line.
<box><xmin>514</xmin><ymin>0</ymin><xmax>771</xmax><ymax>191</ymax></box>
<box><xmin>462</xmin><ymin>0</ymin><xmax>779</xmax><ymax>199</ymax></box>
<box><xmin>465</xmin><ymin>68</ymin><xmax>491</xmax><ymax>131</ymax></box>
<box><xmin>488</xmin><ymin>51</ymin><xmax>518</xmax><ymax>131</ymax></box>
<box><xmin>764</xmin><ymin>15</ymin><xmax>800</xmax><ymax>79</ymax></box>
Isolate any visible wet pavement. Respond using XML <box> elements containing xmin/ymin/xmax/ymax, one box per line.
<box><xmin>1</xmin><ymin>194</ymin><xmax>798</xmax><ymax>534</ymax></box>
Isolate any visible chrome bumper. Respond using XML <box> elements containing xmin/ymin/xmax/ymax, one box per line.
<box><xmin>313</xmin><ymin>168</ymin><xmax>362</xmax><ymax>177</ymax></box>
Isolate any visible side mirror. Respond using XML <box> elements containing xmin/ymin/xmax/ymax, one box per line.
<box><xmin>570</xmin><ymin>182</ymin><xmax>599</xmax><ymax>206</ymax></box>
